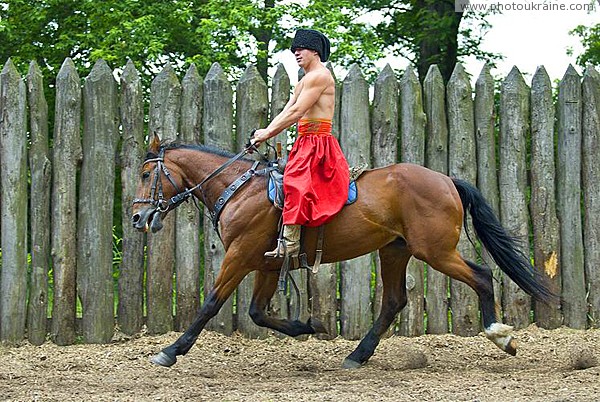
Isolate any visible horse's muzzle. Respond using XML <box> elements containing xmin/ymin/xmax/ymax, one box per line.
<box><xmin>131</xmin><ymin>207</ymin><xmax>163</xmax><ymax>233</ymax></box>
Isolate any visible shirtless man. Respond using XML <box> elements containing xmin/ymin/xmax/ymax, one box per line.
<box><xmin>252</xmin><ymin>29</ymin><xmax>349</xmax><ymax>259</ymax></box>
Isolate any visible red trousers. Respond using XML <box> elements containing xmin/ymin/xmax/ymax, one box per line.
<box><xmin>283</xmin><ymin>119</ymin><xmax>349</xmax><ymax>227</ymax></box>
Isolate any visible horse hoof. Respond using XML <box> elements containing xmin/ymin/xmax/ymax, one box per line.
<box><xmin>308</xmin><ymin>317</ymin><xmax>328</xmax><ymax>334</ymax></box>
<box><xmin>505</xmin><ymin>338</ymin><xmax>517</xmax><ymax>356</ymax></box>
<box><xmin>150</xmin><ymin>351</ymin><xmax>177</xmax><ymax>367</ymax></box>
<box><xmin>485</xmin><ymin>323</ymin><xmax>517</xmax><ymax>356</ymax></box>
<box><xmin>342</xmin><ymin>358</ymin><xmax>362</xmax><ymax>370</ymax></box>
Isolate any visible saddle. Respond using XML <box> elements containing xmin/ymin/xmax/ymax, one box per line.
<box><xmin>266</xmin><ymin>160</ymin><xmax>367</xmax><ymax>283</ymax></box>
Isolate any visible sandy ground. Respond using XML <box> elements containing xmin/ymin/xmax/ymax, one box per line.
<box><xmin>0</xmin><ymin>325</ymin><xmax>599</xmax><ymax>401</ymax></box>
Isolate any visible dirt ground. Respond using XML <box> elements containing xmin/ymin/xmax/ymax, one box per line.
<box><xmin>1</xmin><ymin>325</ymin><xmax>599</xmax><ymax>402</ymax></box>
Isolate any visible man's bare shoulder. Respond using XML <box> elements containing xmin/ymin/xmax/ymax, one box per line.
<box><xmin>303</xmin><ymin>67</ymin><xmax>334</xmax><ymax>87</ymax></box>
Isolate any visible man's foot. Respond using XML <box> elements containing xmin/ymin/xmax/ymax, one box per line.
<box><xmin>264</xmin><ymin>225</ymin><xmax>301</xmax><ymax>258</ymax></box>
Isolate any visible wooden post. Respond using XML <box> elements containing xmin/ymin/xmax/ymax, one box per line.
<box><xmin>447</xmin><ymin>63</ymin><xmax>479</xmax><ymax>336</ymax></box>
<box><xmin>175</xmin><ymin>64</ymin><xmax>203</xmax><ymax>330</ymax></box>
<box><xmin>268</xmin><ymin>63</ymin><xmax>290</xmax><ymax>331</ymax></box>
<box><xmin>339</xmin><ymin>64</ymin><xmax>372</xmax><ymax>340</ymax></box>
<box><xmin>530</xmin><ymin>66</ymin><xmax>562</xmax><ymax>328</ymax></box>
<box><xmin>371</xmin><ymin>64</ymin><xmax>399</xmax><ymax>336</ymax></box>
<box><xmin>118</xmin><ymin>60</ymin><xmax>146</xmax><ymax>336</ymax></box>
<box><xmin>398</xmin><ymin>65</ymin><xmax>426</xmax><ymax>337</ymax></box>
<box><xmin>308</xmin><ymin>63</ymin><xmax>341</xmax><ymax>339</ymax></box>
<box><xmin>498</xmin><ymin>66</ymin><xmax>532</xmax><ymax>329</ymax></box>
<box><xmin>582</xmin><ymin>65</ymin><xmax>600</xmax><ymax>328</ymax></box>
<box><xmin>203</xmin><ymin>63</ymin><xmax>234</xmax><ymax>334</ymax></box>
<box><xmin>78</xmin><ymin>59</ymin><xmax>118</xmax><ymax>343</ymax></box>
<box><xmin>26</xmin><ymin>61</ymin><xmax>51</xmax><ymax>345</ymax></box>
<box><xmin>557</xmin><ymin>65</ymin><xmax>586</xmax><ymax>329</ymax></box>
<box><xmin>146</xmin><ymin>63</ymin><xmax>181</xmax><ymax>334</ymax></box>
<box><xmin>51</xmin><ymin>58</ymin><xmax>81</xmax><ymax>345</ymax></box>
<box><xmin>474</xmin><ymin>64</ymin><xmax>502</xmax><ymax>310</ymax></box>
<box><xmin>0</xmin><ymin>59</ymin><xmax>28</xmax><ymax>343</ymax></box>
<box><xmin>423</xmin><ymin>64</ymin><xmax>449</xmax><ymax>334</ymax></box>
<box><xmin>328</xmin><ymin>63</ymin><xmax>342</xmax><ymax>138</ymax></box>
<box><xmin>235</xmin><ymin>64</ymin><xmax>269</xmax><ymax>338</ymax></box>
<box><xmin>270</xmin><ymin>63</ymin><xmax>290</xmax><ymax>152</ymax></box>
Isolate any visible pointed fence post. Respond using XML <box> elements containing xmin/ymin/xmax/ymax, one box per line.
<box><xmin>530</xmin><ymin>66</ymin><xmax>562</xmax><ymax>328</ymax></box>
<box><xmin>371</xmin><ymin>64</ymin><xmax>399</xmax><ymax>336</ymax></box>
<box><xmin>474</xmin><ymin>64</ymin><xmax>502</xmax><ymax>310</ymax></box>
<box><xmin>118</xmin><ymin>60</ymin><xmax>146</xmax><ymax>336</ymax></box>
<box><xmin>499</xmin><ymin>66</ymin><xmax>532</xmax><ymax>329</ymax></box>
<box><xmin>328</xmin><ymin>63</ymin><xmax>342</xmax><ymax>138</ymax></box>
<box><xmin>447</xmin><ymin>63</ymin><xmax>479</xmax><ymax>336</ymax></box>
<box><xmin>269</xmin><ymin>64</ymin><xmax>291</xmax><ymax>331</ymax></box>
<box><xmin>398</xmin><ymin>65</ymin><xmax>426</xmax><ymax>337</ymax></box>
<box><xmin>423</xmin><ymin>64</ymin><xmax>449</xmax><ymax>334</ymax></box>
<box><xmin>26</xmin><ymin>61</ymin><xmax>51</xmax><ymax>345</ymax></box>
<box><xmin>270</xmin><ymin>63</ymin><xmax>290</xmax><ymax>151</ymax></box>
<box><xmin>557</xmin><ymin>65</ymin><xmax>586</xmax><ymax>329</ymax></box>
<box><xmin>78</xmin><ymin>59</ymin><xmax>118</xmax><ymax>343</ymax></box>
<box><xmin>203</xmin><ymin>63</ymin><xmax>234</xmax><ymax>335</ymax></box>
<box><xmin>235</xmin><ymin>64</ymin><xmax>270</xmax><ymax>338</ymax></box>
<box><xmin>51</xmin><ymin>58</ymin><xmax>81</xmax><ymax>345</ymax></box>
<box><xmin>582</xmin><ymin>65</ymin><xmax>600</xmax><ymax>328</ymax></box>
<box><xmin>175</xmin><ymin>64</ymin><xmax>203</xmax><ymax>331</ymax></box>
<box><xmin>340</xmin><ymin>64</ymin><xmax>373</xmax><ymax>340</ymax></box>
<box><xmin>146</xmin><ymin>63</ymin><xmax>181</xmax><ymax>334</ymax></box>
<box><xmin>0</xmin><ymin>59</ymin><xmax>28</xmax><ymax>344</ymax></box>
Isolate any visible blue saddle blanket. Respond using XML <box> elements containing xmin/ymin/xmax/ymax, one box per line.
<box><xmin>268</xmin><ymin>173</ymin><xmax>357</xmax><ymax>209</ymax></box>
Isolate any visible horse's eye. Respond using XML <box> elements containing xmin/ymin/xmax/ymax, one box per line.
<box><xmin>142</xmin><ymin>171</ymin><xmax>150</xmax><ymax>180</ymax></box>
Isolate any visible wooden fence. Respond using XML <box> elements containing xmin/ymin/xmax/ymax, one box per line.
<box><xmin>0</xmin><ymin>57</ymin><xmax>599</xmax><ymax>346</ymax></box>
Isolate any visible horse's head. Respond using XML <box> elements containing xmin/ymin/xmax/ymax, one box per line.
<box><xmin>131</xmin><ymin>134</ymin><xmax>184</xmax><ymax>233</ymax></box>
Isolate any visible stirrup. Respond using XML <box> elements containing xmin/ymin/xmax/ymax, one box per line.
<box><xmin>264</xmin><ymin>239</ymin><xmax>285</xmax><ymax>258</ymax></box>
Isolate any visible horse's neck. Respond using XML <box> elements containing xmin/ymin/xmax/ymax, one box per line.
<box><xmin>179</xmin><ymin>149</ymin><xmax>251</xmax><ymax>208</ymax></box>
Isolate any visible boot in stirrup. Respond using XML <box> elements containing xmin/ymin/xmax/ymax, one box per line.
<box><xmin>264</xmin><ymin>224</ymin><xmax>301</xmax><ymax>258</ymax></box>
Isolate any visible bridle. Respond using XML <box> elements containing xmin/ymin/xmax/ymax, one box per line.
<box><xmin>132</xmin><ymin>146</ymin><xmax>188</xmax><ymax>213</ymax></box>
<box><xmin>132</xmin><ymin>143</ymin><xmax>264</xmax><ymax>235</ymax></box>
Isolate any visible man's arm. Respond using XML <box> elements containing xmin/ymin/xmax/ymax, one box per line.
<box><xmin>252</xmin><ymin>72</ymin><xmax>328</xmax><ymax>145</ymax></box>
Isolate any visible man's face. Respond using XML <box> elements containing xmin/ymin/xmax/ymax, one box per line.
<box><xmin>294</xmin><ymin>48</ymin><xmax>319</xmax><ymax>67</ymax></box>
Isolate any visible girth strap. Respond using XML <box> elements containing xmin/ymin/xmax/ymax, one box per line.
<box><xmin>211</xmin><ymin>160</ymin><xmax>260</xmax><ymax>237</ymax></box>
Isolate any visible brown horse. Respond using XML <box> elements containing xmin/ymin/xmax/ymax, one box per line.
<box><xmin>132</xmin><ymin>134</ymin><xmax>557</xmax><ymax>369</ymax></box>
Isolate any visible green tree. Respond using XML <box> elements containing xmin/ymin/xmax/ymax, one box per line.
<box><xmin>0</xmin><ymin>1</ymin><xmax>244</xmax><ymax>88</ymax></box>
<box><xmin>343</xmin><ymin>0</ymin><xmax>499</xmax><ymax>82</ymax></box>
<box><xmin>569</xmin><ymin>23</ymin><xmax>600</xmax><ymax>67</ymax></box>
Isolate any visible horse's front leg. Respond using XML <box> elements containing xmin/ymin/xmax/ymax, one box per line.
<box><xmin>248</xmin><ymin>270</ymin><xmax>327</xmax><ymax>337</ymax></box>
<box><xmin>151</xmin><ymin>256</ymin><xmax>250</xmax><ymax>367</ymax></box>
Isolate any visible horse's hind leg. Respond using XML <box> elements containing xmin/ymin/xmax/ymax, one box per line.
<box><xmin>427</xmin><ymin>251</ymin><xmax>517</xmax><ymax>355</ymax></box>
<box><xmin>248</xmin><ymin>270</ymin><xmax>326</xmax><ymax>336</ymax></box>
<box><xmin>343</xmin><ymin>239</ymin><xmax>411</xmax><ymax>369</ymax></box>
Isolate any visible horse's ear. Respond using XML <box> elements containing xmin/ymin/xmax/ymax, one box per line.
<box><xmin>149</xmin><ymin>132</ymin><xmax>161</xmax><ymax>153</ymax></box>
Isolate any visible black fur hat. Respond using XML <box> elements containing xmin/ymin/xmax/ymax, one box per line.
<box><xmin>290</xmin><ymin>29</ymin><xmax>330</xmax><ymax>62</ymax></box>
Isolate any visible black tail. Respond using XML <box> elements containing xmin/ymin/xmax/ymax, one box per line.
<box><xmin>451</xmin><ymin>178</ymin><xmax>558</xmax><ymax>305</ymax></box>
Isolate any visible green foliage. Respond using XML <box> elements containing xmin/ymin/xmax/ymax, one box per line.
<box><xmin>0</xmin><ymin>1</ymin><xmax>243</xmax><ymax>91</ymax></box>
<box><xmin>0</xmin><ymin>0</ymin><xmax>496</xmax><ymax>88</ymax></box>
<box><xmin>569</xmin><ymin>23</ymin><xmax>600</xmax><ymax>67</ymax></box>
<box><xmin>350</xmin><ymin>0</ymin><xmax>500</xmax><ymax>81</ymax></box>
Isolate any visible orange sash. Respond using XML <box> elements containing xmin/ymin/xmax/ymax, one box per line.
<box><xmin>298</xmin><ymin>119</ymin><xmax>332</xmax><ymax>136</ymax></box>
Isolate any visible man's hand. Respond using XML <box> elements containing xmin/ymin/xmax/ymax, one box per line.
<box><xmin>251</xmin><ymin>129</ymin><xmax>269</xmax><ymax>147</ymax></box>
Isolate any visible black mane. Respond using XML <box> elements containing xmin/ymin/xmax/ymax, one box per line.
<box><xmin>144</xmin><ymin>141</ymin><xmax>265</xmax><ymax>166</ymax></box>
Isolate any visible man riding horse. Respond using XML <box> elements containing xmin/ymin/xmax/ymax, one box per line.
<box><xmin>251</xmin><ymin>29</ymin><xmax>349</xmax><ymax>260</ymax></box>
